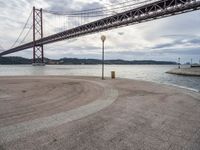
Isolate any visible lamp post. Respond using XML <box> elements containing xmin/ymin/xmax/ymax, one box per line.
<box><xmin>178</xmin><ymin>57</ymin><xmax>180</xmax><ymax>69</ymax></box>
<box><xmin>101</xmin><ymin>35</ymin><xmax>106</xmax><ymax>80</ymax></box>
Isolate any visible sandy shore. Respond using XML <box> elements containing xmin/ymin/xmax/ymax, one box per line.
<box><xmin>167</xmin><ymin>67</ymin><xmax>200</xmax><ymax>76</ymax></box>
<box><xmin>0</xmin><ymin>76</ymin><xmax>200</xmax><ymax>150</ymax></box>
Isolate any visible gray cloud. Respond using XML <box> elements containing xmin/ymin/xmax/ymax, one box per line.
<box><xmin>44</xmin><ymin>0</ymin><xmax>72</xmax><ymax>12</ymax></box>
<box><xmin>80</xmin><ymin>2</ymin><xmax>104</xmax><ymax>11</ymax></box>
<box><xmin>45</xmin><ymin>0</ymin><xmax>103</xmax><ymax>14</ymax></box>
<box><xmin>118</xmin><ymin>32</ymin><xmax>124</xmax><ymax>35</ymax></box>
<box><xmin>153</xmin><ymin>47</ymin><xmax>200</xmax><ymax>55</ymax></box>
<box><xmin>151</xmin><ymin>35</ymin><xmax>200</xmax><ymax>49</ymax></box>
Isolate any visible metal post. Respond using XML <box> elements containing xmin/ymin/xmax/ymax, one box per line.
<box><xmin>40</xmin><ymin>8</ymin><xmax>44</xmax><ymax>63</ymax></box>
<box><xmin>101</xmin><ymin>35</ymin><xmax>106</xmax><ymax>80</ymax></box>
<box><xmin>33</xmin><ymin>7</ymin><xmax>36</xmax><ymax>64</ymax></box>
<box><xmin>102</xmin><ymin>40</ymin><xmax>105</xmax><ymax>80</ymax></box>
<box><xmin>178</xmin><ymin>57</ymin><xmax>180</xmax><ymax>69</ymax></box>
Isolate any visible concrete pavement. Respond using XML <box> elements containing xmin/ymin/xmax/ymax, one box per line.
<box><xmin>0</xmin><ymin>76</ymin><xmax>200</xmax><ymax>150</ymax></box>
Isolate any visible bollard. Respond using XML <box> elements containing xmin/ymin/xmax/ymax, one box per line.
<box><xmin>111</xmin><ymin>71</ymin><xmax>115</xmax><ymax>79</ymax></box>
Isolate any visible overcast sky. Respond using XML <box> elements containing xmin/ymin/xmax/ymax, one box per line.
<box><xmin>0</xmin><ymin>0</ymin><xmax>200</xmax><ymax>63</ymax></box>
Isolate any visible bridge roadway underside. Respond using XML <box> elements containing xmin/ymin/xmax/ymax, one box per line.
<box><xmin>1</xmin><ymin>0</ymin><xmax>200</xmax><ymax>56</ymax></box>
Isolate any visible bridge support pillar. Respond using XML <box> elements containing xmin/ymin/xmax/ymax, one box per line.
<box><xmin>32</xmin><ymin>7</ymin><xmax>45</xmax><ymax>66</ymax></box>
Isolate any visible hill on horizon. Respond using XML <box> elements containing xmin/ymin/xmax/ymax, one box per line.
<box><xmin>0</xmin><ymin>56</ymin><xmax>177</xmax><ymax>65</ymax></box>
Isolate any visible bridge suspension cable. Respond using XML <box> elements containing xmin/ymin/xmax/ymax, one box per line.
<box><xmin>42</xmin><ymin>0</ymin><xmax>157</xmax><ymax>36</ymax></box>
<box><xmin>19</xmin><ymin>25</ymin><xmax>33</xmax><ymax>45</ymax></box>
<box><xmin>0</xmin><ymin>44</ymin><xmax>4</xmax><ymax>52</ymax></box>
<box><xmin>10</xmin><ymin>10</ymin><xmax>33</xmax><ymax>49</ymax></box>
<box><xmin>43</xmin><ymin>0</ymin><xmax>156</xmax><ymax>16</ymax></box>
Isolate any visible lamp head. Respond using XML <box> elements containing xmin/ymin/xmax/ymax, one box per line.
<box><xmin>101</xmin><ymin>35</ymin><xmax>106</xmax><ymax>42</ymax></box>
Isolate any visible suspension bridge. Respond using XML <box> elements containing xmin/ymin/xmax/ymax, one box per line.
<box><xmin>0</xmin><ymin>0</ymin><xmax>200</xmax><ymax>65</ymax></box>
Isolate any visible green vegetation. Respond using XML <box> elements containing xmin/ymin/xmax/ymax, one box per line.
<box><xmin>0</xmin><ymin>56</ymin><xmax>177</xmax><ymax>65</ymax></box>
<box><xmin>0</xmin><ymin>56</ymin><xmax>32</xmax><ymax>64</ymax></box>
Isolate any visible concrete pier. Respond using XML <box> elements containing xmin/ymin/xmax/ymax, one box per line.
<box><xmin>167</xmin><ymin>67</ymin><xmax>200</xmax><ymax>76</ymax></box>
<box><xmin>0</xmin><ymin>76</ymin><xmax>200</xmax><ymax>150</ymax></box>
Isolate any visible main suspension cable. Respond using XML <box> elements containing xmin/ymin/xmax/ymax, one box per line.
<box><xmin>0</xmin><ymin>44</ymin><xmax>4</xmax><ymax>51</ymax></box>
<box><xmin>19</xmin><ymin>25</ymin><xmax>33</xmax><ymax>45</ymax></box>
<box><xmin>10</xmin><ymin>10</ymin><xmax>33</xmax><ymax>48</ymax></box>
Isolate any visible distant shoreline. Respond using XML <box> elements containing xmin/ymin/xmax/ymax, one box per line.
<box><xmin>0</xmin><ymin>56</ymin><xmax>177</xmax><ymax>65</ymax></box>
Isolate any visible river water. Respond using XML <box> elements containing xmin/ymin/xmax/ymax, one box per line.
<box><xmin>0</xmin><ymin>65</ymin><xmax>200</xmax><ymax>91</ymax></box>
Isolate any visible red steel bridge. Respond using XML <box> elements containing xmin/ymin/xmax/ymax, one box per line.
<box><xmin>0</xmin><ymin>0</ymin><xmax>200</xmax><ymax>64</ymax></box>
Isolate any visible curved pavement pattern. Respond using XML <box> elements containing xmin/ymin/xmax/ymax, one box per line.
<box><xmin>0</xmin><ymin>76</ymin><xmax>200</xmax><ymax>150</ymax></box>
<box><xmin>0</xmin><ymin>77</ymin><xmax>118</xmax><ymax>144</ymax></box>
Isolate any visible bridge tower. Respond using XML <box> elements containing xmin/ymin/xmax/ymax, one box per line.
<box><xmin>32</xmin><ymin>7</ymin><xmax>44</xmax><ymax>66</ymax></box>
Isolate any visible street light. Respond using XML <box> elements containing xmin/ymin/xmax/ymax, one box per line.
<box><xmin>101</xmin><ymin>35</ymin><xmax>106</xmax><ymax>80</ymax></box>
